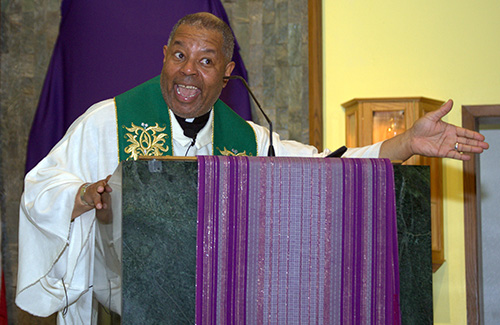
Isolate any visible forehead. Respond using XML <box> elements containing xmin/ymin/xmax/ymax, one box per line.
<box><xmin>170</xmin><ymin>24</ymin><xmax>223</xmax><ymax>52</ymax></box>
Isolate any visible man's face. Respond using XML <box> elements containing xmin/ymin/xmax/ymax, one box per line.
<box><xmin>160</xmin><ymin>24</ymin><xmax>235</xmax><ymax>118</ymax></box>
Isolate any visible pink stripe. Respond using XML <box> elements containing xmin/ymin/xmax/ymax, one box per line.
<box><xmin>256</xmin><ymin>159</ymin><xmax>268</xmax><ymax>324</ymax></box>
<box><xmin>236</xmin><ymin>157</ymin><xmax>249</xmax><ymax>323</ymax></box>
<box><xmin>285</xmin><ymin>161</ymin><xmax>292</xmax><ymax>324</ymax></box>
<box><xmin>315</xmin><ymin>160</ymin><xmax>323</xmax><ymax>324</ymax></box>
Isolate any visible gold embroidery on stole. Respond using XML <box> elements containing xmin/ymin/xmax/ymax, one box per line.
<box><xmin>123</xmin><ymin>122</ymin><xmax>169</xmax><ymax>160</ymax></box>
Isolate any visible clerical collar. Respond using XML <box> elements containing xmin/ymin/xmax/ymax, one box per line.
<box><xmin>174</xmin><ymin>110</ymin><xmax>211</xmax><ymax>139</ymax></box>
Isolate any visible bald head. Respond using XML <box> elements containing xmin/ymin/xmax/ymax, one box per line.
<box><xmin>167</xmin><ymin>12</ymin><xmax>235</xmax><ymax>63</ymax></box>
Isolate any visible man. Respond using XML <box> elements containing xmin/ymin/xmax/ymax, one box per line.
<box><xmin>17</xmin><ymin>12</ymin><xmax>488</xmax><ymax>322</ymax></box>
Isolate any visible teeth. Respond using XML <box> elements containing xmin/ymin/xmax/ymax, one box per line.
<box><xmin>177</xmin><ymin>84</ymin><xmax>198</xmax><ymax>90</ymax></box>
<box><xmin>176</xmin><ymin>84</ymin><xmax>199</xmax><ymax>99</ymax></box>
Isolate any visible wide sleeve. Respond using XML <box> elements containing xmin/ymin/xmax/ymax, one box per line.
<box><xmin>249</xmin><ymin>121</ymin><xmax>383</xmax><ymax>158</ymax></box>
<box><xmin>16</xmin><ymin>99</ymin><xmax>119</xmax><ymax>317</ymax></box>
<box><xmin>249</xmin><ymin>121</ymin><xmax>323</xmax><ymax>157</ymax></box>
<box><xmin>343</xmin><ymin>142</ymin><xmax>383</xmax><ymax>158</ymax></box>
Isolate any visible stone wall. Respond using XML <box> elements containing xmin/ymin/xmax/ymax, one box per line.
<box><xmin>224</xmin><ymin>0</ymin><xmax>310</xmax><ymax>142</ymax></box>
<box><xmin>1</xmin><ymin>0</ymin><xmax>61</xmax><ymax>322</ymax></box>
<box><xmin>0</xmin><ymin>0</ymin><xmax>309</xmax><ymax>322</ymax></box>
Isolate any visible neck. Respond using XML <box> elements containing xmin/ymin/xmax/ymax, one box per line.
<box><xmin>174</xmin><ymin>110</ymin><xmax>211</xmax><ymax>139</ymax></box>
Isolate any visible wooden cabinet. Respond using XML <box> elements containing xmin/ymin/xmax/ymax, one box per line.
<box><xmin>342</xmin><ymin>97</ymin><xmax>445</xmax><ymax>271</ymax></box>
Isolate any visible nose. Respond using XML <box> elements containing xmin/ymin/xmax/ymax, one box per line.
<box><xmin>180</xmin><ymin>58</ymin><xmax>198</xmax><ymax>76</ymax></box>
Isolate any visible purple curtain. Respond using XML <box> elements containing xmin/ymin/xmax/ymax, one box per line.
<box><xmin>197</xmin><ymin>156</ymin><xmax>401</xmax><ymax>324</ymax></box>
<box><xmin>25</xmin><ymin>0</ymin><xmax>251</xmax><ymax>173</ymax></box>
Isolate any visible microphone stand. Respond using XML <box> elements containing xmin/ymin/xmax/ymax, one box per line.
<box><xmin>223</xmin><ymin>75</ymin><xmax>275</xmax><ymax>157</ymax></box>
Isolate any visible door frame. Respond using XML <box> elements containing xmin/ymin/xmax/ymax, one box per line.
<box><xmin>462</xmin><ymin>104</ymin><xmax>500</xmax><ymax>324</ymax></box>
<box><xmin>308</xmin><ymin>0</ymin><xmax>323</xmax><ymax>150</ymax></box>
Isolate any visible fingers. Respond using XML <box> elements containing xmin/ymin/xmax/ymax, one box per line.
<box><xmin>83</xmin><ymin>175</ymin><xmax>113</xmax><ymax>210</ymax></box>
<box><xmin>95</xmin><ymin>177</ymin><xmax>113</xmax><ymax>195</ymax></box>
<box><xmin>454</xmin><ymin>127</ymin><xmax>489</xmax><ymax>156</ymax></box>
<box><xmin>456</xmin><ymin>127</ymin><xmax>488</xmax><ymax>143</ymax></box>
<box><xmin>456</xmin><ymin>136</ymin><xmax>489</xmax><ymax>151</ymax></box>
<box><xmin>73</xmin><ymin>176</ymin><xmax>113</xmax><ymax>220</ymax></box>
<box><xmin>449</xmin><ymin>135</ymin><xmax>489</xmax><ymax>162</ymax></box>
<box><xmin>447</xmin><ymin>149</ymin><xmax>467</xmax><ymax>161</ymax></box>
<box><xmin>96</xmin><ymin>190</ymin><xmax>113</xmax><ymax>224</ymax></box>
<box><xmin>88</xmin><ymin>187</ymin><xmax>104</xmax><ymax>210</ymax></box>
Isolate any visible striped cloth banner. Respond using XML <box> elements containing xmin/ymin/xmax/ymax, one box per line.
<box><xmin>197</xmin><ymin>156</ymin><xmax>400</xmax><ymax>324</ymax></box>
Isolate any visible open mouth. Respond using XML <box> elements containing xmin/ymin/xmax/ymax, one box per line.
<box><xmin>175</xmin><ymin>84</ymin><xmax>201</xmax><ymax>102</ymax></box>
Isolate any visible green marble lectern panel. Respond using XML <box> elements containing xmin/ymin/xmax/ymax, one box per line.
<box><xmin>394</xmin><ymin>165</ymin><xmax>433</xmax><ymax>324</ymax></box>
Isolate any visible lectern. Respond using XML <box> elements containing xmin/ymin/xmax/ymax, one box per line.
<box><xmin>94</xmin><ymin>158</ymin><xmax>432</xmax><ymax>324</ymax></box>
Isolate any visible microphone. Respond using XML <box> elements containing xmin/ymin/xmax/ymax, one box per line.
<box><xmin>326</xmin><ymin>146</ymin><xmax>347</xmax><ymax>158</ymax></box>
<box><xmin>223</xmin><ymin>75</ymin><xmax>275</xmax><ymax>157</ymax></box>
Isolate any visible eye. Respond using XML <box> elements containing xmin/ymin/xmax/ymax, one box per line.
<box><xmin>200</xmin><ymin>58</ymin><xmax>212</xmax><ymax>65</ymax></box>
<box><xmin>174</xmin><ymin>52</ymin><xmax>184</xmax><ymax>60</ymax></box>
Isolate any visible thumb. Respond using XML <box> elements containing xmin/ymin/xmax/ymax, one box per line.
<box><xmin>427</xmin><ymin>99</ymin><xmax>453</xmax><ymax>122</ymax></box>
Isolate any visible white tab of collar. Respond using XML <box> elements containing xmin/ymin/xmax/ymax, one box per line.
<box><xmin>169</xmin><ymin>109</ymin><xmax>214</xmax><ymax>150</ymax></box>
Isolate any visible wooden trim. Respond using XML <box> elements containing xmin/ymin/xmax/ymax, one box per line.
<box><xmin>462</xmin><ymin>105</ymin><xmax>480</xmax><ymax>325</ymax></box>
<box><xmin>308</xmin><ymin>0</ymin><xmax>323</xmax><ymax>151</ymax></box>
<box><xmin>462</xmin><ymin>104</ymin><xmax>500</xmax><ymax>325</ymax></box>
<box><xmin>342</xmin><ymin>97</ymin><xmax>444</xmax><ymax>107</ymax></box>
<box><xmin>137</xmin><ymin>156</ymin><xmax>197</xmax><ymax>161</ymax></box>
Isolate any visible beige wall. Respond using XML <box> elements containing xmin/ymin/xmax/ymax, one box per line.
<box><xmin>323</xmin><ymin>0</ymin><xmax>500</xmax><ymax>323</ymax></box>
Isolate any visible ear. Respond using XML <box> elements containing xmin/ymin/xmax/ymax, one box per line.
<box><xmin>162</xmin><ymin>45</ymin><xmax>168</xmax><ymax>63</ymax></box>
<box><xmin>222</xmin><ymin>61</ymin><xmax>236</xmax><ymax>88</ymax></box>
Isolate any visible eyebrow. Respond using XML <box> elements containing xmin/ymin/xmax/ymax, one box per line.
<box><xmin>172</xmin><ymin>40</ymin><xmax>218</xmax><ymax>55</ymax></box>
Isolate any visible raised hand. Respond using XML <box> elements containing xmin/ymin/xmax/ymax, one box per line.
<box><xmin>407</xmin><ymin>100</ymin><xmax>489</xmax><ymax>160</ymax></box>
<box><xmin>379</xmin><ymin>100</ymin><xmax>489</xmax><ymax>161</ymax></box>
<box><xmin>72</xmin><ymin>175</ymin><xmax>113</xmax><ymax>220</ymax></box>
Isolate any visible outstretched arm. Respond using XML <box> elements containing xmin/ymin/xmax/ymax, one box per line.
<box><xmin>379</xmin><ymin>100</ymin><xmax>489</xmax><ymax>161</ymax></box>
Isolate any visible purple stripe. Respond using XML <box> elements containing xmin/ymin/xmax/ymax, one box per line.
<box><xmin>374</xmin><ymin>160</ymin><xmax>386</xmax><ymax>320</ymax></box>
<box><xmin>220</xmin><ymin>157</ymin><xmax>230</xmax><ymax>322</ymax></box>
<box><xmin>384</xmin><ymin>160</ymin><xmax>392</xmax><ymax>322</ymax></box>
<box><xmin>385</xmin><ymin>159</ymin><xmax>401</xmax><ymax>324</ymax></box>
<box><xmin>242</xmin><ymin>157</ymin><xmax>250</xmax><ymax>324</ymax></box>
<box><xmin>307</xmin><ymin>160</ymin><xmax>313</xmax><ymax>322</ymax></box>
<box><xmin>256</xmin><ymin>158</ymin><xmax>267</xmax><ymax>324</ymax></box>
<box><xmin>345</xmin><ymin>158</ymin><xmax>357</xmax><ymax>323</ymax></box>
<box><xmin>383</xmin><ymin>159</ymin><xmax>392</xmax><ymax>322</ymax></box>
<box><xmin>267</xmin><ymin>159</ymin><xmax>275</xmax><ymax>324</ymax></box>
<box><xmin>370</xmin><ymin>159</ymin><xmax>378</xmax><ymax>324</ymax></box>
<box><xmin>355</xmin><ymin>159</ymin><xmax>363</xmax><ymax>322</ymax></box>
<box><xmin>205</xmin><ymin>156</ymin><xmax>213</xmax><ymax>323</ymax></box>
<box><xmin>285</xmin><ymin>159</ymin><xmax>292</xmax><ymax>324</ymax></box>
<box><xmin>314</xmin><ymin>159</ymin><xmax>322</xmax><ymax>324</ymax></box>
<box><xmin>331</xmin><ymin>159</ymin><xmax>344</xmax><ymax>324</ymax></box>
<box><xmin>196</xmin><ymin>156</ymin><xmax>207</xmax><ymax>324</ymax></box>
<box><xmin>340</xmin><ymin>159</ymin><xmax>346</xmax><ymax>323</ymax></box>
<box><xmin>370</xmin><ymin>159</ymin><xmax>378</xmax><ymax>325</ymax></box>
<box><xmin>228</xmin><ymin>157</ymin><xmax>238</xmax><ymax>324</ymax></box>
<box><xmin>360</xmin><ymin>159</ymin><xmax>372</xmax><ymax>324</ymax></box>
<box><xmin>298</xmin><ymin>161</ymin><xmax>304</xmax><ymax>321</ymax></box>
<box><xmin>197</xmin><ymin>157</ymin><xmax>400</xmax><ymax>324</ymax></box>
<box><xmin>225</xmin><ymin>156</ymin><xmax>235</xmax><ymax>324</ymax></box>
<box><xmin>212</xmin><ymin>157</ymin><xmax>220</xmax><ymax>323</ymax></box>
<box><xmin>373</xmin><ymin>159</ymin><xmax>384</xmax><ymax>323</ymax></box>
<box><xmin>354</xmin><ymin>159</ymin><xmax>364</xmax><ymax>323</ymax></box>
<box><xmin>319</xmin><ymin>160</ymin><xmax>326</xmax><ymax>322</ymax></box>
<box><xmin>274</xmin><ymin>158</ymin><xmax>282</xmax><ymax>324</ymax></box>
<box><xmin>322</xmin><ymin>160</ymin><xmax>333</xmax><ymax>322</ymax></box>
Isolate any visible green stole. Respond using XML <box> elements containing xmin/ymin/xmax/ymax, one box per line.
<box><xmin>114</xmin><ymin>75</ymin><xmax>257</xmax><ymax>161</ymax></box>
